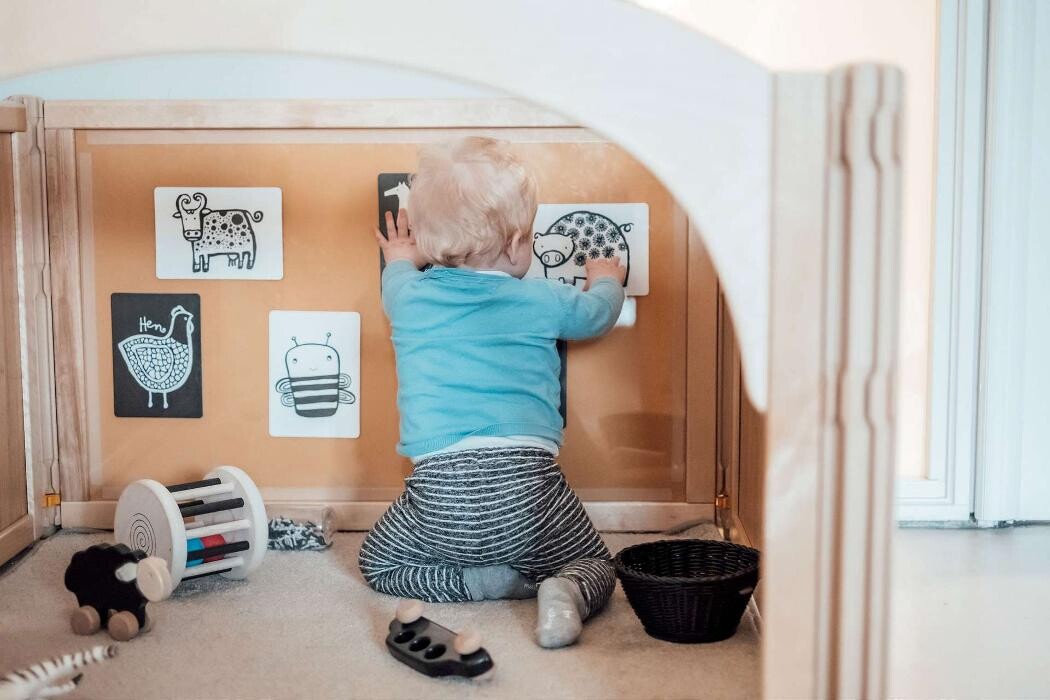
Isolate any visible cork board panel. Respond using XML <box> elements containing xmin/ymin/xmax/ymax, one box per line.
<box><xmin>77</xmin><ymin>131</ymin><xmax>692</xmax><ymax>500</ymax></box>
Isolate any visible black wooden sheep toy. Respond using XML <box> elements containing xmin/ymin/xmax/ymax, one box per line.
<box><xmin>64</xmin><ymin>543</ymin><xmax>173</xmax><ymax>642</ymax></box>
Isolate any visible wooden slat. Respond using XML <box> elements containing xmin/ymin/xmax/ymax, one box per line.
<box><xmin>829</xmin><ymin>65</ymin><xmax>902</xmax><ymax>700</ymax></box>
<box><xmin>46</xmin><ymin>128</ymin><xmax>90</xmax><ymax>502</ymax></box>
<box><xmin>717</xmin><ymin>292</ymin><xmax>741</xmax><ymax>515</ymax></box>
<box><xmin>865</xmin><ymin>65</ymin><xmax>903</xmax><ymax>700</ymax></box>
<box><xmin>0</xmin><ymin>102</ymin><xmax>27</xmax><ymax>133</ymax></box>
<box><xmin>0</xmin><ymin>515</ymin><xmax>33</xmax><ymax>567</ymax></box>
<box><xmin>765</xmin><ymin>65</ymin><xmax>903</xmax><ymax>700</ymax></box>
<box><xmin>0</xmin><ymin>133</ymin><xmax>29</xmax><ymax>534</ymax></box>
<box><xmin>737</xmin><ymin>388</ymin><xmax>766</xmax><ymax>550</ymax></box>
<box><xmin>64</xmin><ymin>499</ymin><xmax>713</xmax><ymax>533</ymax></box>
<box><xmin>43</xmin><ymin>98</ymin><xmax>576</xmax><ymax>130</ymax></box>
<box><xmin>10</xmin><ymin>96</ymin><xmax>58</xmax><ymax>538</ymax></box>
<box><xmin>685</xmin><ymin>219</ymin><xmax>718</xmax><ymax>502</ymax></box>
<box><xmin>762</xmin><ymin>73</ymin><xmax>830</xmax><ymax>700</ymax></box>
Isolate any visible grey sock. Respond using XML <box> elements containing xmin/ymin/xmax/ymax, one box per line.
<box><xmin>535</xmin><ymin>577</ymin><xmax>587</xmax><ymax>648</ymax></box>
<box><xmin>462</xmin><ymin>565</ymin><xmax>538</xmax><ymax>601</ymax></box>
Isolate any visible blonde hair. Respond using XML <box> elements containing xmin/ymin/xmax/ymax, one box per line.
<box><xmin>410</xmin><ymin>137</ymin><xmax>537</xmax><ymax>266</ymax></box>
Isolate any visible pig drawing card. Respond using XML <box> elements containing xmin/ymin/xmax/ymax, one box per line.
<box><xmin>527</xmin><ymin>203</ymin><xmax>649</xmax><ymax>296</ymax></box>
<box><xmin>155</xmin><ymin>187</ymin><xmax>284</xmax><ymax>280</ymax></box>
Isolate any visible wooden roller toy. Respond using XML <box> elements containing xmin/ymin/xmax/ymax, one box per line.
<box><xmin>114</xmin><ymin>465</ymin><xmax>267</xmax><ymax>589</ymax></box>
<box><xmin>385</xmin><ymin>599</ymin><xmax>494</xmax><ymax>678</ymax></box>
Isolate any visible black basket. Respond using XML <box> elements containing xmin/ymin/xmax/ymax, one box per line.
<box><xmin>613</xmin><ymin>539</ymin><xmax>760</xmax><ymax>643</ymax></box>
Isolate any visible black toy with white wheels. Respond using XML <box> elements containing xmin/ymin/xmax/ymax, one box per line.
<box><xmin>386</xmin><ymin>599</ymin><xmax>494</xmax><ymax>678</ymax></box>
<box><xmin>114</xmin><ymin>465</ymin><xmax>267</xmax><ymax>590</ymax></box>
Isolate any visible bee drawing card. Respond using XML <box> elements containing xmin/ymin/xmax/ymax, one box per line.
<box><xmin>527</xmin><ymin>203</ymin><xmax>650</xmax><ymax>296</ymax></box>
<box><xmin>269</xmin><ymin>311</ymin><xmax>361</xmax><ymax>439</ymax></box>
<box><xmin>154</xmin><ymin>187</ymin><xmax>284</xmax><ymax>280</ymax></box>
<box><xmin>111</xmin><ymin>293</ymin><xmax>202</xmax><ymax>418</ymax></box>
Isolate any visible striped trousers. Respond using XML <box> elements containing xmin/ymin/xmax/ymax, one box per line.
<box><xmin>358</xmin><ymin>447</ymin><xmax>615</xmax><ymax>618</ymax></box>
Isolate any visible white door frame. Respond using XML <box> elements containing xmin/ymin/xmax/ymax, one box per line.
<box><xmin>973</xmin><ymin>0</ymin><xmax>1049</xmax><ymax>524</ymax></box>
<box><xmin>896</xmin><ymin>0</ymin><xmax>987</xmax><ymax>523</ymax></box>
<box><xmin>899</xmin><ymin>0</ymin><xmax>1050</xmax><ymax>524</ymax></box>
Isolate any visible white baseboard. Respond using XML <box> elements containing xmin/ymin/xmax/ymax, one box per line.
<box><xmin>895</xmin><ymin>476</ymin><xmax>972</xmax><ymax>522</ymax></box>
<box><xmin>895</xmin><ymin>503</ymin><xmax>973</xmax><ymax>523</ymax></box>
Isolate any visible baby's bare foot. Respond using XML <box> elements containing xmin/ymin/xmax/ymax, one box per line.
<box><xmin>463</xmin><ymin>564</ymin><xmax>537</xmax><ymax>601</ymax></box>
<box><xmin>536</xmin><ymin>577</ymin><xmax>586</xmax><ymax>648</ymax></box>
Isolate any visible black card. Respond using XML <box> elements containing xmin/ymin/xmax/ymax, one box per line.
<box><xmin>377</xmin><ymin>172</ymin><xmax>429</xmax><ymax>282</ymax></box>
<box><xmin>111</xmin><ymin>293</ymin><xmax>202</xmax><ymax>418</ymax></box>
<box><xmin>557</xmin><ymin>340</ymin><xmax>568</xmax><ymax>427</ymax></box>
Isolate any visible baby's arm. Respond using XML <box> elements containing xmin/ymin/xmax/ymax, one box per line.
<box><xmin>375</xmin><ymin>209</ymin><xmax>427</xmax><ymax>313</ymax></box>
<box><xmin>554</xmin><ymin>258</ymin><xmax>627</xmax><ymax>340</ymax></box>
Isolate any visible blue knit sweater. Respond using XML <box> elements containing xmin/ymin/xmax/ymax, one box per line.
<box><xmin>381</xmin><ymin>260</ymin><xmax>625</xmax><ymax>457</ymax></box>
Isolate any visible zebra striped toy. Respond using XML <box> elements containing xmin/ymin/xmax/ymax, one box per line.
<box><xmin>0</xmin><ymin>645</ymin><xmax>116</xmax><ymax>700</ymax></box>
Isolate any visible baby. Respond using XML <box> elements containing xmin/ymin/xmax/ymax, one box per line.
<box><xmin>359</xmin><ymin>137</ymin><xmax>625</xmax><ymax>648</ymax></box>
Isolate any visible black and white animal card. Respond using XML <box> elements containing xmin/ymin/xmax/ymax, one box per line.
<box><xmin>527</xmin><ymin>203</ymin><xmax>649</xmax><ymax>296</ymax></box>
<box><xmin>154</xmin><ymin>187</ymin><xmax>283</xmax><ymax>280</ymax></box>
<box><xmin>111</xmin><ymin>293</ymin><xmax>202</xmax><ymax>418</ymax></box>
<box><xmin>378</xmin><ymin>173</ymin><xmax>413</xmax><ymax>233</ymax></box>
<box><xmin>377</xmin><ymin>173</ymin><xmax>423</xmax><ymax>280</ymax></box>
<box><xmin>269</xmin><ymin>311</ymin><xmax>361</xmax><ymax>439</ymax></box>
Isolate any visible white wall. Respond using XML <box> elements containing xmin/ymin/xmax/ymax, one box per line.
<box><xmin>0</xmin><ymin>53</ymin><xmax>497</xmax><ymax>100</ymax></box>
<box><xmin>636</xmin><ymin>0</ymin><xmax>939</xmax><ymax>478</ymax></box>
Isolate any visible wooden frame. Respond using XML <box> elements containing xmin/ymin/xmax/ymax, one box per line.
<box><xmin>41</xmin><ymin>98</ymin><xmax>716</xmax><ymax>533</ymax></box>
<box><xmin>1</xmin><ymin>10</ymin><xmax>905</xmax><ymax>687</ymax></box>
<box><xmin>0</xmin><ymin>103</ymin><xmax>32</xmax><ymax>564</ymax></box>
<box><xmin>763</xmin><ymin>65</ymin><xmax>902</xmax><ymax>698</ymax></box>
<box><xmin>0</xmin><ymin>102</ymin><xmax>26</xmax><ymax>132</ymax></box>
<box><xmin>42</xmin><ymin>98</ymin><xmax>575</xmax><ymax>130</ymax></box>
<box><xmin>9</xmin><ymin>96</ymin><xmax>60</xmax><ymax>539</ymax></box>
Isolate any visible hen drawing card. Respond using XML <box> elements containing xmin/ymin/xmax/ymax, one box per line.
<box><xmin>269</xmin><ymin>311</ymin><xmax>361</xmax><ymax>439</ymax></box>
<box><xmin>111</xmin><ymin>293</ymin><xmax>202</xmax><ymax>418</ymax></box>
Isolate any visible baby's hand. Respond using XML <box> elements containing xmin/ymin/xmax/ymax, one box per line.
<box><xmin>375</xmin><ymin>209</ymin><xmax>428</xmax><ymax>269</ymax></box>
<box><xmin>583</xmin><ymin>257</ymin><xmax>626</xmax><ymax>290</ymax></box>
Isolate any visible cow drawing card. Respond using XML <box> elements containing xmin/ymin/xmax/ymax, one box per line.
<box><xmin>111</xmin><ymin>293</ymin><xmax>202</xmax><ymax>418</ymax></box>
<box><xmin>527</xmin><ymin>203</ymin><xmax>650</xmax><ymax>296</ymax></box>
<box><xmin>269</xmin><ymin>311</ymin><xmax>361</xmax><ymax>439</ymax></box>
<box><xmin>154</xmin><ymin>187</ymin><xmax>283</xmax><ymax>280</ymax></box>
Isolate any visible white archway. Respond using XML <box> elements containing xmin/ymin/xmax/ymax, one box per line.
<box><xmin>0</xmin><ymin>0</ymin><xmax>773</xmax><ymax>408</ymax></box>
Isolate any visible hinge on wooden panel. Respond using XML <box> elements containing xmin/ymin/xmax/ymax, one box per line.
<box><xmin>715</xmin><ymin>493</ymin><xmax>731</xmax><ymax>541</ymax></box>
<box><xmin>43</xmin><ymin>492</ymin><xmax>61</xmax><ymax>508</ymax></box>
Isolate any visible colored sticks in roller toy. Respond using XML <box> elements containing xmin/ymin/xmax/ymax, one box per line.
<box><xmin>114</xmin><ymin>465</ymin><xmax>268</xmax><ymax>592</ymax></box>
<box><xmin>187</xmin><ymin>534</ymin><xmax>230</xmax><ymax>565</ymax></box>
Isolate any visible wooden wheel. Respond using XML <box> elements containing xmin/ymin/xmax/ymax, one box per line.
<box><xmin>107</xmin><ymin>610</ymin><xmax>140</xmax><ymax>641</ymax></box>
<box><xmin>70</xmin><ymin>605</ymin><xmax>101</xmax><ymax>635</ymax></box>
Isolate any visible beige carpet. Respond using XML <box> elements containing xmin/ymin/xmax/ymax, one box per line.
<box><xmin>0</xmin><ymin>526</ymin><xmax>759</xmax><ymax>700</ymax></box>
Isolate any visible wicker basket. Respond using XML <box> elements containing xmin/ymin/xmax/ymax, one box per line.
<box><xmin>613</xmin><ymin>539</ymin><xmax>760</xmax><ymax>643</ymax></box>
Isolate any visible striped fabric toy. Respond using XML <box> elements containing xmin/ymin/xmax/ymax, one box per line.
<box><xmin>0</xmin><ymin>645</ymin><xmax>116</xmax><ymax>700</ymax></box>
